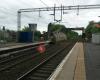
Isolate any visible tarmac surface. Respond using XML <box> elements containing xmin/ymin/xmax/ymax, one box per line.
<box><xmin>84</xmin><ymin>43</ymin><xmax>100</xmax><ymax>80</ymax></box>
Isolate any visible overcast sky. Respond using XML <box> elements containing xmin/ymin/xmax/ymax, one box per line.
<box><xmin>0</xmin><ymin>0</ymin><xmax>100</xmax><ymax>33</ymax></box>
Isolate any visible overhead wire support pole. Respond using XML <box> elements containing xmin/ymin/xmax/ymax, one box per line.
<box><xmin>62</xmin><ymin>5</ymin><xmax>65</xmax><ymax>14</ymax></box>
<box><xmin>17</xmin><ymin>4</ymin><xmax>100</xmax><ymax>30</ymax></box>
<box><xmin>61</xmin><ymin>4</ymin><xmax>63</xmax><ymax>21</ymax></box>
<box><xmin>17</xmin><ymin>11</ymin><xmax>21</xmax><ymax>31</ymax></box>
<box><xmin>19</xmin><ymin>4</ymin><xmax>100</xmax><ymax>13</ymax></box>
<box><xmin>39</xmin><ymin>8</ymin><xmax>41</xmax><ymax>17</ymax></box>
<box><xmin>77</xmin><ymin>5</ymin><xmax>79</xmax><ymax>15</ymax></box>
<box><xmin>54</xmin><ymin>4</ymin><xmax>56</xmax><ymax>22</ymax></box>
<box><xmin>17</xmin><ymin>10</ymin><xmax>21</xmax><ymax>42</ymax></box>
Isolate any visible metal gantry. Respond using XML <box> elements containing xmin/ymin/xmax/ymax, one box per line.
<box><xmin>17</xmin><ymin>4</ymin><xmax>100</xmax><ymax>31</ymax></box>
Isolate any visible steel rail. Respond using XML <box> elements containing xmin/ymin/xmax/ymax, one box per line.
<box><xmin>17</xmin><ymin>43</ymin><xmax>72</xmax><ymax>80</ymax></box>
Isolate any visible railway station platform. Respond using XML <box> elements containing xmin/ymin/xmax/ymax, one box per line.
<box><xmin>0</xmin><ymin>41</ymin><xmax>50</xmax><ymax>57</ymax></box>
<box><xmin>0</xmin><ymin>41</ymin><xmax>50</xmax><ymax>51</ymax></box>
<box><xmin>49</xmin><ymin>42</ymin><xmax>100</xmax><ymax>80</ymax></box>
<box><xmin>0</xmin><ymin>43</ymin><xmax>27</xmax><ymax>48</ymax></box>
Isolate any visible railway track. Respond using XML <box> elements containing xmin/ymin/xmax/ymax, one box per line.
<box><xmin>0</xmin><ymin>41</ymin><xmax>50</xmax><ymax>60</ymax></box>
<box><xmin>0</xmin><ymin>42</ymin><xmax>51</xmax><ymax>64</ymax></box>
<box><xmin>0</xmin><ymin>43</ymin><xmax>49</xmax><ymax>61</ymax></box>
<box><xmin>0</xmin><ymin>46</ymin><xmax>38</xmax><ymax>62</ymax></box>
<box><xmin>0</xmin><ymin>42</ymin><xmax>74</xmax><ymax>80</ymax></box>
<box><xmin>0</xmin><ymin>43</ymin><xmax>59</xmax><ymax>80</ymax></box>
<box><xmin>0</xmin><ymin>41</ymin><xmax>50</xmax><ymax>55</ymax></box>
<box><xmin>17</xmin><ymin>42</ymin><xmax>74</xmax><ymax>80</ymax></box>
<box><xmin>0</xmin><ymin>44</ymin><xmax>51</xmax><ymax>71</ymax></box>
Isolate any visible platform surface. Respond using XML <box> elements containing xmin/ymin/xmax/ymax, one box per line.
<box><xmin>49</xmin><ymin>42</ymin><xmax>86</xmax><ymax>80</ymax></box>
<box><xmin>0</xmin><ymin>43</ymin><xmax>28</xmax><ymax>50</ymax></box>
<box><xmin>0</xmin><ymin>43</ymin><xmax>26</xmax><ymax>48</ymax></box>
<box><xmin>0</xmin><ymin>41</ymin><xmax>50</xmax><ymax>51</ymax></box>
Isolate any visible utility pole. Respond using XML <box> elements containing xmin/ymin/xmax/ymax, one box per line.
<box><xmin>77</xmin><ymin>5</ymin><xmax>79</xmax><ymax>15</ymax></box>
<box><xmin>54</xmin><ymin>4</ymin><xmax>56</xmax><ymax>21</ymax></box>
<box><xmin>61</xmin><ymin>4</ymin><xmax>63</xmax><ymax>21</ymax></box>
<box><xmin>17</xmin><ymin>11</ymin><xmax>21</xmax><ymax>31</ymax></box>
<box><xmin>17</xmin><ymin>4</ymin><xmax>100</xmax><ymax>30</ymax></box>
<box><xmin>17</xmin><ymin>11</ymin><xmax>21</xmax><ymax>42</ymax></box>
<box><xmin>39</xmin><ymin>10</ymin><xmax>41</xmax><ymax>17</ymax></box>
<box><xmin>2</xmin><ymin>26</ymin><xmax>6</xmax><ymax>44</ymax></box>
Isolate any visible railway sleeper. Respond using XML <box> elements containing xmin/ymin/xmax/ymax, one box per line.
<box><xmin>33</xmin><ymin>72</ymin><xmax>50</xmax><ymax>77</ymax></box>
<box><xmin>36</xmin><ymin>70</ymin><xmax>52</xmax><ymax>74</ymax></box>
<box><xmin>39</xmin><ymin>67</ymin><xmax>54</xmax><ymax>71</ymax></box>
<box><xmin>29</xmin><ymin>76</ymin><xmax>46</xmax><ymax>80</ymax></box>
<box><xmin>42</xmin><ymin>66</ymin><xmax>54</xmax><ymax>68</ymax></box>
<box><xmin>39</xmin><ymin>68</ymin><xmax>54</xmax><ymax>72</ymax></box>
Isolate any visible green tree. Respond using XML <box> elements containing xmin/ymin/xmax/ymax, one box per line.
<box><xmin>85</xmin><ymin>21</ymin><xmax>100</xmax><ymax>39</ymax></box>
<box><xmin>47</xmin><ymin>23</ymin><xmax>78</xmax><ymax>40</ymax></box>
<box><xmin>21</xmin><ymin>26</ymin><xmax>30</xmax><ymax>32</ymax></box>
<box><xmin>85</xmin><ymin>21</ymin><xmax>94</xmax><ymax>33</ymax></box>
<box><xmin>48</xmin><ymin>23</ymin><xmax>66</xmax><ymax>32</ymax></box>
<box><xmin>85</xmin><ymin>21</ymin><xmax>94</xmax><ymax>39</ymax></box>
<box><xmin>67</xmin><ymin>30</ymin><xmax>78</xmax><ymax>40</ymax></box>
<box><xmin>91</xmin><ymin>22</ymin><xmax>100</xmax><ymax>33</ymax></box>
<box><xmin>34</xmin><ymin>31</ymin><xmax>41</xmax><ymax>41</ymax></box>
